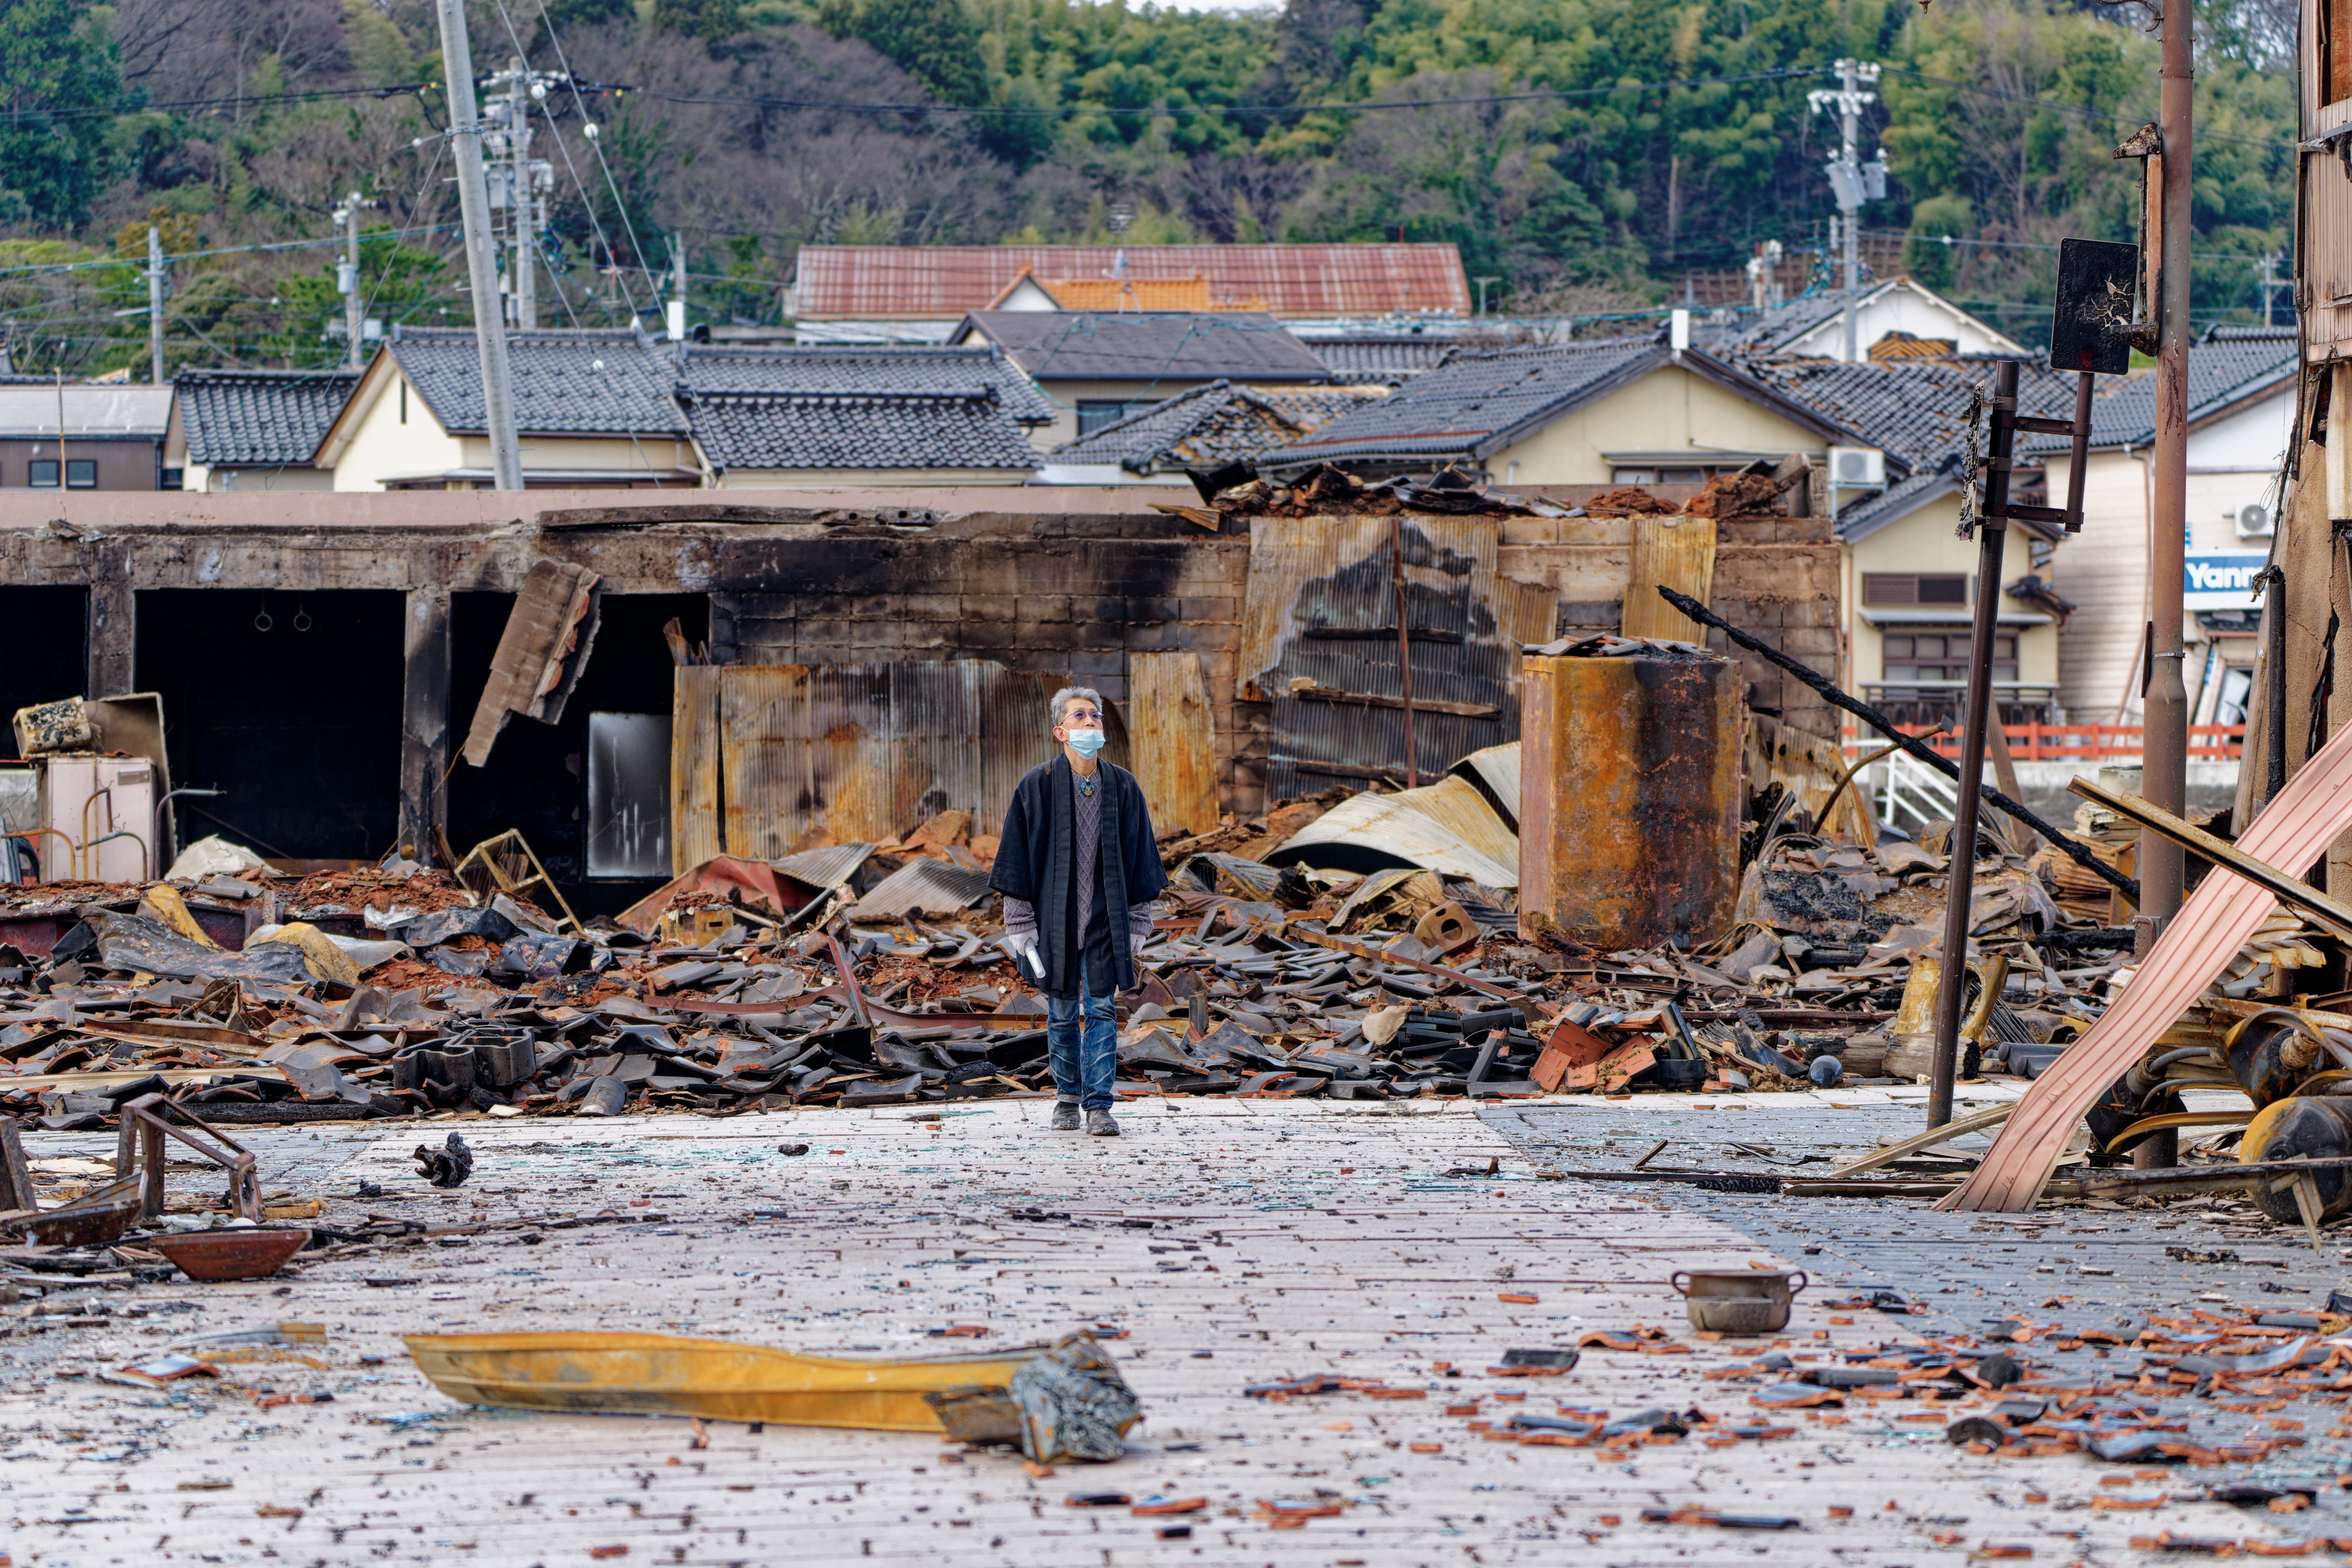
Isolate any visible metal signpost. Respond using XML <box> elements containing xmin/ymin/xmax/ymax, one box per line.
<box><xmin>1925</xmin><ymin>238</ymin><xmax>2138</xmax><ymax>1128</ymax></box>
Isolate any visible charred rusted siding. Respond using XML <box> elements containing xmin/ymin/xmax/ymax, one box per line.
<box><xmin>1518</xmin><ymin>648</ymin><xmax>1741</xmax><ymax>949</ymax></box>
<box><xmin>1237</xmin><ymin>514</ymin><xmax>1555</xmax><ymax>798</ymax></box>
<box><xmin>670</xmin><ymin>659</ymin><xmax>1077</xmax><ymax>867</ymax></box>
<box><xmin>1125</xmin><ymin>651</ymin><xmax>1220</xmax><ymax>837</ymax></box>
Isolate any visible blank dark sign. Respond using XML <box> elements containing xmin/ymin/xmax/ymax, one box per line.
<box><xmin>2050</xmin><ymin>238</ymin><xmax>2139</xmax><ymax>375</ymax></box>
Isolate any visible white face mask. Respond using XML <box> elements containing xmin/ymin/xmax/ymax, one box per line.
<box><xmin>1065</xmin><ymin>727</ymin><xmax>1108</xmax><ymax>758</ymax></box>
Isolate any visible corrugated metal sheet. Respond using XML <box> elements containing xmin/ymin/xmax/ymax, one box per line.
<box><xmin>1265</xmin><ymin>775</ymin><xmax>1519</xmax><ymax>887</ymax></box>
<box><xmin>793</xmin><ymin>245</ymin><xmax>1471</xmax><ymax>320</ymax></box>
<box><xmin>847</xmin><ymin>857</ymin><xmax>996</xmax><ymax>921</ymax></box>
<box><xmin>1619</xmin><ymin>516</ymin><xmax>1718</xmax><ymax>642</ymax></box>
<box><xmin>671</xmin><ymin>661</ymin><xmax>1078</xmax><ymax>871</ymax></box>
<box><xmin>1329</xmin><ymin>865</ymin><xmax>1423</xmax><ymax>929</ymax></box>
<box><xmin>671</xmin><ymin>666</ymin><xmax>726</xmax><ymax>871</ymax></box>
<box><xmin>1445</xmin><ymin>743</ymin><xmax>1521</xmax><ymax>834</ymax></box>
<box><xmin>1174</xmin><ymin>852</ymin><xmax>1284</xmax><ymax>898</ymax></box>
<box><xmin>2306</xmin><ymin>156</ymin><xmax>2352</xmax><ymax>357</ymax></box>
<box><xmin>773</xmin><ymin>843</ymin><xmax>876</xmax><ymax>891</ymax></box>
<box><xmin>1127</xmin><ymin>651</ymin><xmax>1220</xmax><ymax>837</ymax></box>
<box><xmin>1236</xmin><ymin>514</ymin><xmax>1556</xmax><ymax>800</ymax></box>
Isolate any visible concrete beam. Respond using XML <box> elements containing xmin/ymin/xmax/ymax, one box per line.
<box><xmin>86</xmin><ymin>546</ymin><xmax>133</xmax><ymax>698</ymax></box>
<box><xmin>400</xmin><ymin>587</ymin><xmax>452</xmax><ymax>857</ymax></box>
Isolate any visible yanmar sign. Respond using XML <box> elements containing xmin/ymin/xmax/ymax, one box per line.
<box><xmin>2183</xmin><ymin>553</ymin><xmax>2268</xmax><ymax>609</ymax></box>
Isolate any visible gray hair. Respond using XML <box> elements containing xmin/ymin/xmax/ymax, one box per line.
<box><xmin>1048</xmin><ymin>686</ymin><xmax>1102</xmax><ymax>728</ymax></box>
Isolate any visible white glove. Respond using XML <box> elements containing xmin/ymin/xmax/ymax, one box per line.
<box><xmin>1002</xmin><ymin>931</ymin><xmax>1043</xmax><ymax>979</ymax></box>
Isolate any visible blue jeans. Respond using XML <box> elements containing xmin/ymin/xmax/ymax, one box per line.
<box><xmin>1047</xmin><ymin>974</ymin><xmax>1118</xmax><ymax>1111</ymax></box>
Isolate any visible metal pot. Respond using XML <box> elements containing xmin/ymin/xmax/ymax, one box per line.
<box><xmin>1669</xmin><ymin>1268</ymin><xmax>1807</xmax><ymax>1335</ymax></box>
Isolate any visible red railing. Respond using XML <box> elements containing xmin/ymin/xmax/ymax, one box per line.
<box><xmin>1842</xmin><ymin>723</ymin><xmax>2244</xmax><ymax>761</ymax></box>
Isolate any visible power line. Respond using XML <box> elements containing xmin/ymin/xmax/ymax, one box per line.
<box><xmin>512</xmin><ymin>0</ymin><xmax>657</xmax><ymax>307</ymax></box>
<box><xmin>12</xmin><ymin>83</ymin><xmax>429</xmax><ymax>123</ymax></box>
<box><xmin>1866</xmin><ymin>226</ymin><xmax>2284</xmax><ymax>262</ymax></box>
<box><xmin>0</xmin><ymin>226</ymin><xmax>464</xmax><ymax>284</ymax></box>
<box><xmin>1880</xmin><ymin>66</ymin><xmax>2294</xmax><ymax>152</ymax></box>
<box><xmin>596</xmin><ymin>65</ymin><xmax>1822</xmax><ymax>120</ymax></box>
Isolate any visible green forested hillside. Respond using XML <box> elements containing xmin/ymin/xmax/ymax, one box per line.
<box><xmin>0</xmin><ymin>0</ymin><xmax>2296</xmax><ymax>373</ymax></box>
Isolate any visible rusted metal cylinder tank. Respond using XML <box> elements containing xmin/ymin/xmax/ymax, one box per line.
<box><xmin>1518</xmin><ymin>646</ymin><xmax>1741</xmax><ymax>950</ymax></box>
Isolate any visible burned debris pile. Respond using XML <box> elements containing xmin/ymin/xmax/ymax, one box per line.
<box><xmin>0</xmin><ymin>740</ymin><xmax>2303</xmax><ymax>1188</ymax></box>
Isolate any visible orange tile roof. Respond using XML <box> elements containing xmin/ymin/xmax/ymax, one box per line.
<box><xmin>796</xmin><ymin>245</ymin><xmax>1469</xmax><ymax>320</ymax></box>
<box><xmin>1047</xmin><ymin>276</ymin><xmax>1259</xmax><ymax>312</ymax></box>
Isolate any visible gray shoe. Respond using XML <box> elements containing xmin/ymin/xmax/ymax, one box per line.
<box><xmin>1086</xmin><ymin>1108</ymin><xmax>1121</xmax><ymax>1137</ymax></box>
<box><xmin>1050</xmin><ymin>1102</ymin><xmax>1081</xmax><ymax>1131</ymax></box>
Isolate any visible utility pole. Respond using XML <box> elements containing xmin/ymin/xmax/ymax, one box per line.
<box><xmin>667</xmin><ymin>241</ymin><xmax>687</xmax><ymax>343</ymax></box>
<box><xmin>433</xmin><ymin>0</ymin><xmax>523</xmax><ymax>490</ymax></box>
<box><xmin>145</xmin><ymin>225</ymin><xmax>164</xmax><ymax>385</ymax></box>
<box><xmin>335</xmin><ymin>193</ymin><xmax>365</xmax><ymax>369</ymax></box>
<box><xmin>2142</xmin><ymin>0</ymin><xmax>2195</xmax><ymax>941</ymax></box>
<box><xmin>1812</xmin><ymin>59</ymin><xmax>1886</xmax><ymax>362</ymax></box>
<box><xmin>1839</xmin><ymin>59</ymin><xmax>1860</xmax><ymax>361</ymax></box>
<box><xmin>509</xmin><ymin>61</ymin><xmax>536</xmax><ymax>330</ymax></box>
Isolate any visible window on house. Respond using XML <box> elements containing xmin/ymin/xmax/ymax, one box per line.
<box><xmin>1611</xmin><ymin>466</ymin><xmax>1711</xmax><ymax>485</ymax></box>
<box><xmin>399</xmin><ymin>381</ymin><xmax>408</xmax><ymax>424</ymax></box>
<box><xmin>1882</xmin><ymin>630</ymin><xmax>2018</xmax><ymax>683</ymax></box>
<box><xmin>1863</xmin><ymin>572</ymin><xmax>1969</xmax><ymax>607</ymax></box>
<box><xmin>28</xmin><ymin>460</ymin><xmax>58</xmax><ymax>487</ymax></box>
<box><xmin>1076</xmin><ymin>400</ymin><xmax>1140</xmax><ymax>437</ymax></box>
<box><xmin>65</xmin><ymin>460</ymin><xmax>95</xmax><ymax>489</ymax></box>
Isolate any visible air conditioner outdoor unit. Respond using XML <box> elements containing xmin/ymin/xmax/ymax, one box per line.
<box><xmin>1828</xmin><ymin>446</ymin><xmax>1885</xmax><ymax>487</ymax></box>
<box><xmin>2237</xmin><ymin>502</ymin><xmax>2274</xmax><ymax>539</ymax></box>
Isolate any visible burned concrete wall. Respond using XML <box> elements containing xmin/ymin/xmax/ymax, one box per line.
<box><xmin>687</xmin><ymin>510</ymin><xmax>1255</xmax><ymax>815</ymax></box>
<box><xmin>0</xmin><ymin>487</ymin><xmax>1843</xmax><ymax>897</ymax></box>
<box><xmin>1502</xmin><ymin>513</ymin><xmax>1842</xmax><ymax>742</ymax></box>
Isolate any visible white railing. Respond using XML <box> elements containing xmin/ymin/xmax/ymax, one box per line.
<box><xmin>1875</xmin><ymin>748</ymin><xmax>1959</xmax><ymax>832</ymax></box>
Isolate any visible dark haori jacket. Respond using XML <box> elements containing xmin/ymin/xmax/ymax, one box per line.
<box><xmin>990</xmin><ymin>756</ymin><xmax>1169</xmax><ymax>997</ymax></box>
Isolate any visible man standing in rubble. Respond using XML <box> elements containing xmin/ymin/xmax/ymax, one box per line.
<box><xmin>991</xmin><ymin>687</ymin><xmax>1168</xmax><ymax>1137</ymax></box>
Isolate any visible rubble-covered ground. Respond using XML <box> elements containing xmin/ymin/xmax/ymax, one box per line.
<box><xmin>4</xmin><ymin>770</ymin><xmax>2347</xmax><ymax>1563</ymax></box>
<box><xmin>0</xmin><ymin>1094</ymin><xmax>2347</xmax><ymax>1566</ymax></box>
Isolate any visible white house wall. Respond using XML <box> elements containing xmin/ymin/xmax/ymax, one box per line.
<box><xmin>2046</xmin><ymin>452</ymin><xmax>2151</xmax><ymax>722</ymax></box>
<box><xmin>1845</xmin><ymin>491</ymin><xmax>2056</xmax><ymax>693</ymax></box>
<box><xmin>1779</xmin><ymin>282</ymin><xmax>2026</xmax><ymax>362</ymax></box>
<box><xmin>2048</xmin><ymin>381</ymin><xmax>2294</xmax><ymax>724</ymax></box>
<box><xmin>330</xmin><ymin>374</ymin><xmax>464</xmax><ymax>492</ymax></box>
<box><xmin>719</xmin><ymin>467</ymin><xmax>1034</xmax><ymax>487</ymax></box>
<box><xmin>2189</xmin><ymin>389</ymin><xmax>2298</xmax><ymax>474</ymax></box>
<box><xmin>198</xmin><ymin>465</ymin><xmax>336</xmax><ymax>493</ymax></box>
<box><xmin>456</xmin><ymin>434</ymin><xmax>697</xmax><ymax>480</ymax></box>
<box><xmin>1487</xmin><ymin>365</ymin><xmax>1825</xmax><ymax>484</ymax></box>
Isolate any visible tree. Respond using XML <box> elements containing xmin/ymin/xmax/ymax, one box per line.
<box><xmin>653</xmin><ymin>0</ymin><xmax>743</xmax><ymax>44</ymax></box>
<box><xmin>821</xmin><ymin>0</ymin><xmax>986</xmax><ymax>107</ymax></box>
<box><xmin>0</xmin><ymin>0</ymin><xmax>126</xmax><ymax>229</ymax></box>
<box><xmin>260</xmin><ymin>229</ymin><xmax>451</xmax><ymax>366</ymax></box>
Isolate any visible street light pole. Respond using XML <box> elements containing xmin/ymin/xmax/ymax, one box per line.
<box><xmin>433</xmin><ymin>0</ymin><xmax>523</xmax><ymax>491</ymax></box>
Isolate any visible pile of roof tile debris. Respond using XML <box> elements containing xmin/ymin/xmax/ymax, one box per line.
<box><xmin>1158</xmin><ymin>459</ymin><xmax>1802</xmax><ymax>524</ymax></box>
<box><xmin>0</xmin><ymin>738</ymin><xmax>2326</xmax><ymax>1203</ymax></box>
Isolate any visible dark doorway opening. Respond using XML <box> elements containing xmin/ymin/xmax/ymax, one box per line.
<box><xmin>448</xmin><ymin>592</ymin><xmax>707</xmax><ymax>920</ymax></box>
<box><xmin>0</xmin><ymin>588</ymin><xmax>88</xmax><ymax>734</ymax></box>
<box><xmin>135</xmin><ymin>590</ymin><xmax>406</xmax><ymax>862</ymax></box>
